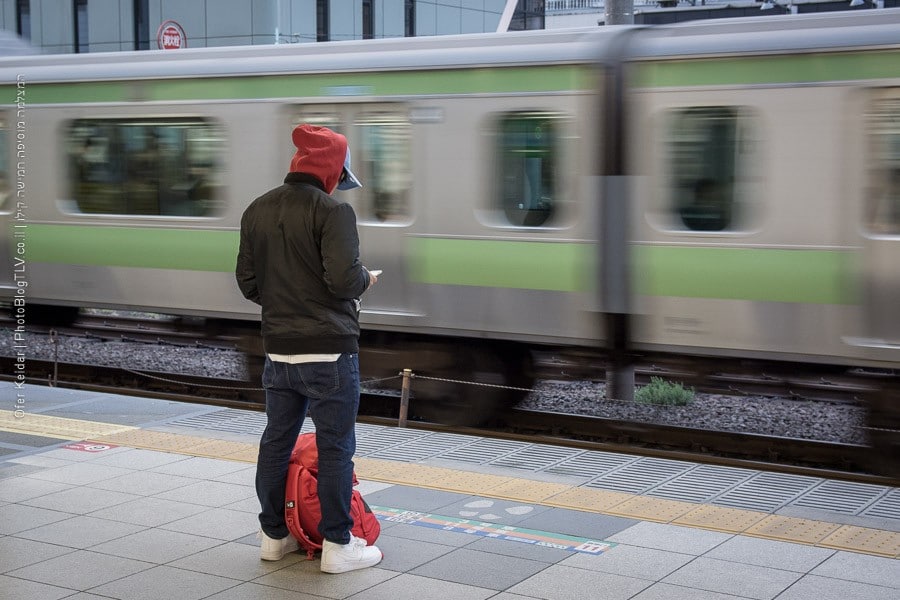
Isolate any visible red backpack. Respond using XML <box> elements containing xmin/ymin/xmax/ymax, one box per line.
<box><xmin>284</xmin><ymin>432</ymin><xmax>381</xmax><ymax>559</ymax></box>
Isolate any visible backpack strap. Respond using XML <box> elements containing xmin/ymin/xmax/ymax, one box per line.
<box><xmin>285</xmin><ymin>445</ymin><xmax>323</xmax><ymax>560</ymax></box>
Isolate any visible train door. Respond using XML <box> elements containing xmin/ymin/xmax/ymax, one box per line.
<box><xmin>291</xmin><ymin>106</ymin><xmax>417</xmax><ymax>322</ymax></box>
<box><xmin>858</xmin><ymin>93</ymin><xmax>900</xmax><ymax>349</ymax></box>
<box><xmin>0</xmin><ymin>114</ymin><xmax>14</xmax><ymax>299</ymax></box>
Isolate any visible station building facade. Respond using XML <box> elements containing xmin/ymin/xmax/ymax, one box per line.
<box><xmin>3</xmin><ymin>0</ymin><xmax>892</xmax><ymax>55</ymax></box>
<box><xmin>0</xmin><ymin>0</ymin><xmax>545</xmax><ymax>54</ymax></box>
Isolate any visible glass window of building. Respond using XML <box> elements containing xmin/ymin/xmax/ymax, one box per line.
<box><xmin>668</xmin><ymin>106</ymin><xmax>751</xmax><ymax>232</ymax></box>
<box><xmin>497</xmin><ymin>112</ymin><xmax>561</xmax><ymax>227</ymax></box>
<box><xmin>74</xmin><ymin>0</ymin><xmax>88</xmax><ymax>53</ymax></box>
<box><xmin>317</xmin><ymin>0</ymin><xmax>330</xmax><ymax>42</ymax></box>
<box><xmin>509</xmin><ymin>0</ymin><xmax>545</xmax><ymax>31</ymax></box>
<box><xmin>405</xmin><ymin>0</ymin><xmax>416</xmax><ymax>37</ymax></box>
<box><xmin>134</xmin><ymin>0</ymin><xmax>150</xmax><ymax>50</ymax></box>
<box><xmin>363</xmin><ymin>0</ymin><xmax>374</xmax><ymax>39</ymax></box>
<box><xmin>16</xmin><ymin>0</ymin><xmax>30</xmax><ymax>40</ymax></box>
<box><xmin>66</xmin><ymin>118</ymin><xmax>225</xmax><ymax>216</ymax></box>
<box><xmin>865</xmin><ymin>97</ymin><xmax>900</xmax><ymax>235</ymax></box>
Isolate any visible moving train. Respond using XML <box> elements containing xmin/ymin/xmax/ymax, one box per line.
<box><xmin>2</xmin><ymin>12</ymin><xmax>898</xmax><ymax>445</ymax></box>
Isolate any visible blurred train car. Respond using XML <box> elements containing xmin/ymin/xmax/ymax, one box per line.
<box><xmin>1</xmin><ymin>11</ymin><xmax>898</xmax><ymax>436</ymax></box>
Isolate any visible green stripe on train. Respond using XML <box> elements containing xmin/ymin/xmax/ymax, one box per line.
<box><xmin>24</xmin><ymin>224</ymin><xmax>239</xmax><ymax>272</ymax></box>
<box><xmin>23</xmin><ymin>225</ymin><xmax>593</xmax><ymax>292</ymax></box>
<box><xmin>634</xmin><ymin>245</ymin><xmax>857</xmax><ymax>304</ymax></box>
<box><xmin>9</xmin><ymin>66</ymin><xmax>590</xmax><ymax>105</ymax></box>
<box><xmin>21</xmin><ymin>224</ymin><xmax>857</xmax><ymax>304</ymax></box>
<box><xmin>409</xmin><ymin>237</ymin><xmax>593</xmax><ymax>292</ymax></box>
<box><xmin>634</xmin><ymin>49</ymin><xmax>900</xmax><ymax>88</ymax></box>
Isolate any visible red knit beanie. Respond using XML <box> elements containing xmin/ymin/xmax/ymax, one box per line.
<box><xmin>289</xmin><ymin>124</ymin><xmax>348</xmax><ymax>193</ymax></box>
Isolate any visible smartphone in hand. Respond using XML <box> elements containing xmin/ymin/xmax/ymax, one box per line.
<box><xmin>369</xmin><ymin>269</ymin><xmax>382</xmax><ymax>276</ymax></box>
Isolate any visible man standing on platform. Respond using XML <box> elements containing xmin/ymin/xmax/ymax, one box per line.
<box><xmin>236</xmin><ymin>124</ymin><xmax>382</xmax><ymax>573</ymax></box>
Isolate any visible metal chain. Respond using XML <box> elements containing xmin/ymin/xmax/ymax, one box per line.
<box><xmin>362</xmin><ymin>374</ymin><xmax>404</xmax><ymax>385</ymax></box>
<box><xmin>122</xmin><ymin>368</ymin><xmax>263</xmax><ymax>391</ymax></box>
<box><xmin>96</xmin><ymin>367</ymin><xmax>533</xmax><ymax>395</ymax></box>
<box><xmin>117</xmin><ymin>370</ymin><xmax>404</xmax><ymax>392</ymax></box>
<box><xmin>410</xmin><ymin>373</ymin><xmax>534</xmax><ymax>393</ymax></box>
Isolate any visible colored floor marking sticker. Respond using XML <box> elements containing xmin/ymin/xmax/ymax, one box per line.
<box><xmin>373</xmin><ymin>506</ymin><xmax>614</xmax><ymax>555</ymax></box>
<box><xmin>64</xmin><ymin>442</ymin><xmax>118</xmax><ymax>453</ymax></box>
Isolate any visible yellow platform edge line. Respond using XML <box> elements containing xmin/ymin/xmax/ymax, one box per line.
<box><xmin>7</xmin><ymin>417</ymin><xmax>898</xmax><ymax>559</ymax></box>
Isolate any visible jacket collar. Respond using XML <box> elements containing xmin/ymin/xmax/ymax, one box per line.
<box><xmin>284</xmin><ymin>171</ymin><xmax>327</xmax><ymax>192</ymax></box>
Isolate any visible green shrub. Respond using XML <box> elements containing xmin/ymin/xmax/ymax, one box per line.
<box><xmin>635</xmin><ymin>377</ymin><xmax>694</xmax><ymax>406</ymax></box>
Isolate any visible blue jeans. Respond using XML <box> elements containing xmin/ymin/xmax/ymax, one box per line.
<box><xmin>256</xmin><ymin>353</ymin><xmax>359</xmax><ymax>544</ymax></box>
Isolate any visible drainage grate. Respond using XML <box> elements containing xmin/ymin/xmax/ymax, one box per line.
<box><xmin>860</xmin><ymin>487</ymin><xmax>900</xmax><ymax>521</ymax></box>
<box><xmin>168</xmin><ymin>409</ymin><xmax>267</xmax><ymax>435</ymax></box>
<box><xmin>489</xmin><ymin>444</ymin><xmax>584</xmax><ymax>472</ymax></box>
<box><xmin>712</xmin><ymin>471</ymin><xmax>819</xmax><ymax>512</ymax></box>
<box><xmin>545</xmin><ymin>450</ymin><xmax>637</xmax><ymax>479</ymax></box>
<box><xmin>355</xmin><ymin>427</ymin><xmax>430</xmax><ymax>459</ymax></box>
<box><xmin>438</xmin><ymin>438</ymin><xmax>530</xmax><ymax>464</ymax></box>
<box><xmin>647</xmin><ymin>464</ymin><xmax>757</xmax><ymax>504</ymax></box>
<box><xmin>792</xmin><ymin>480</ymin><xmax>891</xmax><ymax>516</ymax></box>
<box><xmin>160</xmin><ymin>412</ymin><xmax>900</xmax><ymax>523</ymax></box>
<box><xmin>586</xmin><ymin>457</ymin><xmax>695</xmax><ymax>494</ymax></box>
<box><xmin>366</xmin><ymin>431</ymin><xmax>472</xmax><ymax>462</ymax></box>
<box><xmin>354</xmin><ymin>423</ymin><xmax>385</xmax><ymax>438</ymax></box>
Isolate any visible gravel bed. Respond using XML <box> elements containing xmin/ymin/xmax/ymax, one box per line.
<box><xmin>2</xmin><ymin>327</ymin><xmax>248</xmax><ymax>380</ymax></box>
<box><xmin>521</xmin><ymin>380</ymin><xmax>867</xmax><ymax>445</ymax></box>
<box><xmin>1</xmin><ymin>327</ymin><xmax>867</xmax><ymax>445</ymax></box>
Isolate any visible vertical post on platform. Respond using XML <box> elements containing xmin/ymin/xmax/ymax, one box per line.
<box><xmin>398</xmin><ymin>368</ymin><xmax>412</xmax><ymax>427</ymax></box>
<box><xmin>49</xmin><ymin>329</ymin><xmax>59</xmax><ymax>387</ymax></box>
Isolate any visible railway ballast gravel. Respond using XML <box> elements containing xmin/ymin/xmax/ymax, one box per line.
<box><xmin>0</xmin><ymin>326</ymin><xmax>867</xmax><ymax>445</ymax></box>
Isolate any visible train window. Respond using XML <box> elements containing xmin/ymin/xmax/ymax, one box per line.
<box><xmin>668</xmin><ymin>107</ymin><xmax>747</xmax><ymax>232</ymax></box>
<box><xmin>355</xmin><ymin>114</ymin><xmax>411</xmax><ymax>223</ymax></box>
<box><xmin>0</xmin><ymin>117</ymin><xmax>9</xmax><ymax>212</ymax></box>
<box><xmin>497</xmin><ymin>112</ymin><xmax>560</xmax><ymax>227</ymax></box>
<box><xmin>292</xmin><ymin>110</ymin><xmax>411</xmax><ymax>223</ymax></box>
<box><xmin>293</xmin><ymin>113</ymin><xmax>343</xmax><ymax>136</ymax></box>
<box><xmin>865</xmin><ymin>99</ymin><xmax>900</xmax><ymax>235</ymax></box>
<box><xmin>66</xmin><ymin>118</ymin><xmax>225</xmax><ymax>217</ymax></box>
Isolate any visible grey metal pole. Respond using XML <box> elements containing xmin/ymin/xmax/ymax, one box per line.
<box><xmin>604</xmin><ymin>0</ymin><xmax>635</xmax><ymax>25</ymax></box>
<box><xmin>601</xmin><ymin>2</ymin><xmax>635</xmax><ymax>401</ymax></box>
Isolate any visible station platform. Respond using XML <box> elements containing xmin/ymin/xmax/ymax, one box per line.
<box><xmin>1</xmin><ymin>381</ymin><xmax>898</xmax><ymax>600</ymax></box>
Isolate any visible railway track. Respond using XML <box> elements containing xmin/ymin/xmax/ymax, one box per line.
<box><xmin>4</xmin><ymin>313</ymin><xmax>244</xmax><ymax>350</ymax></box>
<box><xmin>3</xmin><ymin>315</ymin><xmax>881</xmax><ymax>404</ymax></box>
<box><xmin>2</xmin><ymin>355</ymin><xmax>894</xmax><ymax>486</ymax></box>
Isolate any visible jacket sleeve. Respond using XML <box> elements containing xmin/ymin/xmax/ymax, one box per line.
<box><xmin>320</xmin><ymin>202</ymin><xmax>368</xmax><ymax>299</ymax></box>
<box><xmin>235</xmin><ymin>210</ymin><xmax>261</xmax><ymax>305</ymax></box>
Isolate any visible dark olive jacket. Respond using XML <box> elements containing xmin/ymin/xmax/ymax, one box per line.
<box><xmin>236</xmin><ymin>172</ymin><xmax>370</xmax><ymax>354</ymax></box>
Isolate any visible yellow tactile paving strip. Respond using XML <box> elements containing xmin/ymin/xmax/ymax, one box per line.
<box><xmin>3</xmin><ymin>411</ymin><xmax>899</xmax><ymax>559</ymax></box>
<box><xmin>673</xmin><ymin>504</ymin><xmax>768</xmax><ymax>533</ymax></box>
<box><xmin>0</xmin><ymin>410</ymin><xmax>136</xmax><ymax>440</ymax></box>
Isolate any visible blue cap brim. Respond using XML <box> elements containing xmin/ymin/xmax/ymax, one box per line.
<box><xmin>337</xmin><ymin>148</ymin><xmax>362</xmax><ymax>190</ymax></box>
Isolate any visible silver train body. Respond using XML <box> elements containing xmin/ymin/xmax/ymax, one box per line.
<box><xmin>2</xmin><ymin>11</ymin><xmax>899</xmax><ymax>424</ymax></box>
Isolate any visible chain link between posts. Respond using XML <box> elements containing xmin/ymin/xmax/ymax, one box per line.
<box><xmin>105</xmin><ymin>369</ymin><xmax>532</xmax><ymax>394</ymax></box>
<box><xmin>72</xmin><ymin>361</ymin><xmax>529</xmax><ymax>429</ymax></box>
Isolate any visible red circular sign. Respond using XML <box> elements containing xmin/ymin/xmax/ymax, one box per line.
<box><xmin>157</xmin><ymin>20</ymin><xmax>186</xmax><ymax>50</ymax></box>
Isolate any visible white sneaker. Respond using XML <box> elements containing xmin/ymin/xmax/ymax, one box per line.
<box><xmin>320</xmin><ymin>534</ymin><xmax>383</xmax><ymax>573</ymax></box>
<box><xmin>258</xmin><ymin>530</ymin><xmax>300</xmax><ymax>561</ymax></box>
